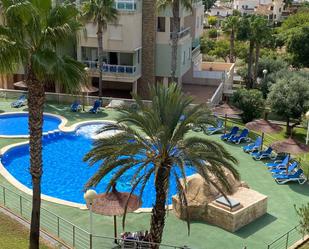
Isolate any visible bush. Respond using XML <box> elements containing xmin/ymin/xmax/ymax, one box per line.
<box><xmin>208</xmin><ymin>29</ymin><xmax>218</xmax><ymax>38</ymax></box>
<box><xmin>208</xmin><ymin>16</ymin><xmax>218</xmax><ymax>26</ymax></box>
<box><xmin>200</xmin><ymin>37</ymin><xmax>215</xmax><ymax>54</ymax></box>
<box><xmin>232</xmin><ymin>88</ymin><xmax>265</xmax><ymax>123</ymax></box>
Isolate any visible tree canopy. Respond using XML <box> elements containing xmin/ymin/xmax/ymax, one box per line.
<box><xmin>267</xmin><ymin>72</ymin><xmax>309</xmax><ymax>134</ymax></box>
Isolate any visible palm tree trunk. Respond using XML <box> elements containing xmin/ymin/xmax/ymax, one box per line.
<box><xmin>149</xmin><ymin>164</ymin><xmax>170</xmax><ymax>248</ymax></box>
<box><xmin>140</xmin><ymin>0</ymin><xmax>156</xmax><ymax>99</ymax></box>
<box><xmin>171</xmin><ymin>0</ymin><xmax>180</xmax><ymax>83</ymax></box>
<box><xmin>253</xmin><ymin>43</ymin><xmax>260</xmax><ymax>86</ymax></box>
<box><xmin>28</xmin><ymin>73</ymin><xmax>45</xmax><ymax>249</ymax></box>
<box><xmin>97</xmin><ymin>22</ymin><xmax>104</xmax><ymax>97</ymax></box>
<box><xmin>247</xmin><ymin>40</ymin><xmax>254</xmax><ymax>89</ymax></box>
<box><xmin>229</xmin><ymin>29</ymin><xmax>235</xmax><ymax>63</ymax></box>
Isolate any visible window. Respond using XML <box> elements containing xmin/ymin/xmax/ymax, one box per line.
<box><xmin>137</xmin><ymin>49</ymin><xmax>140</xmax><ymax>64</ymax></box>
<box><xmin>274</xmin><ymin>14</ymin><xmax>277</xmax><ymax>19</ymax></box>
<box><xmin>270</xmin><ymin>6</ymin><xmax>274</xmax><ymax>10</ymax></box>
<box><xmin>279</xmin><ymin>7</ymin><xmax>281</xmax><ymax>12</ymax></box>
<box><xmin>217</xmin><ymin>11</ymin><xmax>220</xmax><ymax>15</ymax></box>
<box><xmin>245</xmin><ymin>5</ymin><xmax>248</xmax><ymax>9</ymax></box>
<box><xmin>236</xmin><ymin>5</ymin><xmax>238</xmax><ymax>9</ymax></box>
<box><xmin>157</xmin><ymin>17</ymin><xmax>166</xmax><ymax>32</ymax></box>
<box><xmin>109</xmin><ymin>25</ymin><xmax>122</xmax><ymax>40</ymax></box>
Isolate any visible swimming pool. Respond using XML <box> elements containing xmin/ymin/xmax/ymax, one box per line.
<box><xmin>1</xmin><ymin>124</ymin><xmax>195</xmax><ymax>208</ymax></box>
<box><xmin>0</xmin><ymin>113</ymin><xmax>62</xmax><ymax>137</ymax></box>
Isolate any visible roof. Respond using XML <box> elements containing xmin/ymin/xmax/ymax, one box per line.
<box><xmin>254</xmin><ymin>4</ymin><xmax>274</xmax><ymax>15</ymax></box>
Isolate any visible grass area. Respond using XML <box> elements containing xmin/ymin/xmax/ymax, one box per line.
<box><xmin>1</xmin><ymin>98</ymin><xmax>309</xmax><ymax>249</ymax></box>
<box><xmin>0</xmin><ymin>212</ymin><xmax>52</xmax><ymax>249</ymax></box>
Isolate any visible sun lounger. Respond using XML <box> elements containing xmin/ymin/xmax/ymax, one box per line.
<box><xmin>273</xmin><ymin>169</ymin><xmax>307</xmax><ymax>184</ymax></box>
<box><xmin>221</xmin><ymin>126</ymin><xmax>239</xmax><ymax>141</ymax></box>
<box><xmin>89</xmin><ymin>100</ymin><xmax>102</xmax><ymax>114</ymax></box>
<box><xmin>229</xmin><ymin>128</ymin><xmax>250</xmax><ymax>144</ymax></box>
<box><xmin>205</xmin><ymin>120</ymin><xmax>224</xmax><ymax>135</ymax></box>
<box><xmin>243</xmin><ymin>136</ymin><xmax>262</xmax><ymax>153</ymax></box>
<box><xmin>11</xmin><ymin>95</ymin><xmax>27</xmax><ymax>108</ymax></box>
<box><xmin>71</xmin><ymin>100</ymin><xmax>81</xmax><ymax>112</ymax></box>
<box><xmin>269</xmin><ymin>161</ymin><xmax>298</xmax><ymax>174</ymax></box>
<box><xmin>251</xmin><ymin>147</ymin><xmax>274</xmax><ymax>160</ymax></box>
<box><xmin>265</xmin><ymin>155</ymin><xmax>290</xmax><ymax>169</ymax></box>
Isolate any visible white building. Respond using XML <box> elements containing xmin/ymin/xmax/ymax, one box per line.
<box><xmin>233</xmin><ymin>0</ymin><xmax>284</xmax><ymax>21</ymax></box>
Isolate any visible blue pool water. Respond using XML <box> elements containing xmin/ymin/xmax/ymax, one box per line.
<box><xmin>0</xmin><ymin>113</ymin><xmax>61</xmax><ymax>136</ymax></box>
<box><xmin>1</xmin><ymin>124</ymin><xmax>195</xmax><ymax>208</ymax></box>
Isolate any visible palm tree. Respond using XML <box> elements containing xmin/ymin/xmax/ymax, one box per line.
<box><xmin>157</xmin><ymin>0</ymin><xmax>193</xmax><ymax>83</ymax></box>
<box><xmin>222</xmin><ymin>15</ymin><xmax>240</xmax><ymax>63</ymax></box>
<box><xmin>252</xmin><ymin>18</ymin><xmax>271</xmax><ymax>84</ymax></box>
<box><xmin>0</xmin><ymin>1</ymin><xmax>85</xmax><ymax>248</ymax></box>
<box><xmin>84</xmin><ymin>83</ymin><xmax>239</xmax><ymax>246</ymax></box>
<box><xmin>81</xmin><ymin>0</ymin><xmax>118</xmax><ymax>97</ymax></box>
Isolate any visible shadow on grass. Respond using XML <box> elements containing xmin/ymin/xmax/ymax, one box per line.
<box><xmin>289</xmin><ymin>182</ymin><xmax>309</xmax><ymax>197</ymax></box>
<box><xmin>234</xmin><ymin>213</ymin><xmax>277</xmax><ymax>238</ymax></box>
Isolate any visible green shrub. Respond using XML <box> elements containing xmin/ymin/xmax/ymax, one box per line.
<box><xmin>232</xmin><ymin>88</ymin><xmax>265</xmax><ymax>123</ymax></box>
<box><xmin>208</xmin><ymin>29</ymin><xmax>218</xmax><ymax>38</ymax></box>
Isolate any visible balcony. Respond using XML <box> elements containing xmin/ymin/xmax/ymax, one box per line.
<box><xmin>83</xmin><ymin>61</ymin><xmax>140</xmax><ymax>83</ymax></box>
<box><xmin>114</xmin><ymin>0</ymin><xmax>137</xmax><ymax>11</ymax></box>
<box><xmin>170</xmin><ymin>27</ymin><xmax>191</xmax><ymax>40</ymax></box>
<box><xmin>84</xmin><ymin>61</ymin><xmax>136</xmax><ymax>74</ymax></box>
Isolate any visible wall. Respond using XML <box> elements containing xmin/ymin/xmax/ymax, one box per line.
<box><xmin>78</xmin><ymin>12</ymin><xmax>142</xmax><ymax>54</ymax></box>
<box><xmin>155</xmin><ymin>36</ymin><xmax>192</xmax><ymax>78</ymax></box>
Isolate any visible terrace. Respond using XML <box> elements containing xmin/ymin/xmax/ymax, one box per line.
<box><xmin>0</xmin><ymin>98</ymin><xmax>308</xmax><ymax>249</ymax></box>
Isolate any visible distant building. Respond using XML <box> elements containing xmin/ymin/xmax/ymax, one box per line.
<box><xmin>233</xmin><ymin>0</ymin><xmax>285</xmax><ymax>22</ymax></box>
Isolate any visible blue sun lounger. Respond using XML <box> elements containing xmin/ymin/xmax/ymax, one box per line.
<box><xmin>251</xmin><ymin>147</ymin><xmax>274</xmax><ymax>160</ymax></box>
<box><xmin>229</xmin><ymin>128</ymin><xmax>250</xmax><ymax>144</ymax></box>
<box><xmin>205</xmin><ymin>120</ymin><xmax>224</xmax><ymax>135</ymax></box>
<box><xmin>221</xmin><ymin>126</ymin><xmax>239</xmax><ymax>141</ymax></box>
<box><xmin>273</xmin><ymin>169</ymin><xmax>307</xmax><ymax>184</ymax></box>
<box><xmin>11</xmin><ymin>95</ymin><xmax>27</xmax><ymax>108</ymax></box>
<box><xmin>243</xmin><ymin>136</ymin><xmax>262</xmax><ymax>153</ymax></box>
<box><xmin>265</xmin><ymin>155</ymin><xmax>290</xmax><ymax>169</ymax></box>
<box><xmin>269</xmin><ymin>161</ymin><xmax>298</xmax><ymax>174</ymax></box>
<box><xmin>71</xmin><ymin>100</ymin><xmax>82</xmax><ymax>112</ymax></box>
<box><xmin>89</xmin><ymin>100</ymin><xmax>102</xmax><ymax>114</ymax></box>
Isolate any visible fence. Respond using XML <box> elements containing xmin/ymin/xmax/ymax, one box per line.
<box><xmin>0</xmin><ymin>184</ymin><xmax>187</xmax><ymax>249</ymax></box>
<box><xmin>266</xmin><ymin>225</ymin><xmax>304</xmax><ymax>249</ymax></box>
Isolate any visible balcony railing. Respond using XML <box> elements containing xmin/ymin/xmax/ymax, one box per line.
<box><xmin>114</xmin><ymin>0</ymin><xmax>137</xmax><ymax>11</ymax></box>
<box><xmin>170</xmin><ymin>27</ymin><xmax>191</xmax><ymax>40</ymax></box>
<box><xmin>83</xmin><ymin>61</ymin><xmax>137</xmax><ymax>75</ymax></box>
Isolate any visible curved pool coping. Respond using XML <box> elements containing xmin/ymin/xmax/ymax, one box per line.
<box><xmin>0</xmin><ymin>112</ymin><xmax>68</xmax><ymax>139</ymax></box>
<box><xmin>0</xmin><ymin>116</ymin><xmax>167</xmax><ymax>212</ymax></box>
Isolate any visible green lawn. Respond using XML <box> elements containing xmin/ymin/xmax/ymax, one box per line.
<box><xmin>0</xmin><ymin>212</ymin><xmax>52</xmax><ymax>249</ymax></box>
<box><xmin>0</xmin><ymin>98</ymin><xmax>309</xmax><ymax>249</ymax></box>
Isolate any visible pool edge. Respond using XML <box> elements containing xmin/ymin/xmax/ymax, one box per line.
<box><xmin>0</xmin><ymin>112</ymin><xmax>68</xmax><ymax>139</ymax></box>
<box><xmin>0</xmin><ymin>118</ymin><xmax>162</xmax><ymax>212</ymax></box>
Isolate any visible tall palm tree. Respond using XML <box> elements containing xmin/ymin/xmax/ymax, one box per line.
<box><xmin>0</xmin><ymin>1</ymin><xmax>85</xmax><ymax>248</ymax></box>
<box><xmin>84</xmin><ymin>83</ymin><xmax>239</xmax><ymax>246</ymax></box>
<box><xmin>81</xmin><ymin>0</ymin><xmax>118</xmax><ymax>97</ymax></box>
<box><xmin>252</xmin><ymin>18</ymin><xmax>271</xmax><ymax>84</ymax></box>
<box><xmin>222</xmin><ymin>15</ymin><xmax>240</xmax><ymax>63</ymax></box>
<box><xmin>157</xmin><ymin>0</ymin><xmax>193</xmax><ymax>83</ymax></box>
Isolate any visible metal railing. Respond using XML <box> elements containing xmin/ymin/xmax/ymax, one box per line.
<box><xmin>83</xmin><ymin>61</ymin><xmax>137</xmax><ymax>75</ymax></box>
<box><xmin>170</xmin><ymin>27</ymin><xmax>191</xmax><ymax>40</ymax></box>
<box><xmin>266</xmin><ymin>225</ymin><xmax>303</xmax><ymax>249</ymax></box>
<box><xmin>0</xmin><ymin>184</ymin><xmax>187</xmax><ymax>249</ymax></box>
